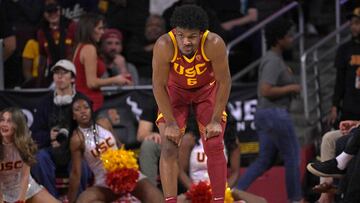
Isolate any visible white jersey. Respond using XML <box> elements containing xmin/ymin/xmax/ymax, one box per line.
<box><xmin>189</xmin><ymin>140</ymin><xmax>227</xmax><ymax>183</ymax></box>
<box><xmin>0</xmin><ymin>143</ymin><xmax>42</xmax><ymax>202</ymax></box>
<box><xmin>79</xmin><ymin>125</ymin><xmax>118</xmax><ymax>187</ymax></box>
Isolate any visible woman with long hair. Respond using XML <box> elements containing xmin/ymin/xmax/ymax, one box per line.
<box><xmin>67</xmin><ymin>95</ymin><xmax>163</xmax><ymax>203</ymax></box>
<box><xmin>0</xmin><ymin>107</ymin><xmax>59</xmax><ymax>203</ymax></box>
<box><xmin>73</xmin><ymin>13</ymin><xmax>131</xmax><ymax>111</ymax></box>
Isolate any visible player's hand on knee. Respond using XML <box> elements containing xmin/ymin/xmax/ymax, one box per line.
<box><xmin>205</xmin><ymin>121</ymin><xmax>222</xmax><ymax>140</ymax></box>
<box><xmin>164</xmin><ymin>122</ymin><xmax>181</xmax><ymax>145</ymax></box>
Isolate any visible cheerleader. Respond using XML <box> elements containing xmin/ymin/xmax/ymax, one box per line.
<box><xmin>0</xmin><ymin>107</ymin><xmax>59</xmax><ymax>203</ymax></box>
<box><xmin>67</xmin><ymin>95</ymin><xmax>163</xmax><ymax>203</ymax></box>
<box><xmin>178</xmin><ymin>114</ymin><xmax>267</xmax><ymax>203</ymax></box>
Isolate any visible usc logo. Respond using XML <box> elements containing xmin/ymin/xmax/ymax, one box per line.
<box><xmin>0</xmin><ymin>160</ymin><xmax>23</xmax><ymax>171</ymax></box>
<box><xmin>173</xmin><ymin>62</ymin><xmax>207</xmax><ymax>86</ymax></box>
<box><xmin>90</xmin><ymin>137</ymin><xmax>115</xmax><ymax>158</ymax></box>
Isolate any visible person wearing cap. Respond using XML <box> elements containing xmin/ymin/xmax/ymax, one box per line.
<box><xmin>36</xmin><ymin>0</ymin><xmax>76</xmax><ymax>87</ymax></box>
<box><xmin>100</xmin><ymin>28</ymin><xmax>139</xmax><ymax>84</ymax></box>
<box><xmin>304</xmin><ymin>7</ymin><xmax>360</xmax><ymax>203</ymax></box>
<box><xmin>30</xmin><ymin>59</ymin><xmax>92</xmax><ymax>198</ymax></box>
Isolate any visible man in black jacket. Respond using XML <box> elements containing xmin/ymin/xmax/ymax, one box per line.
<box><xmin>30</xmin><ymin>59</ymin><xmax>91</xmax><ymax>198</ymax></box>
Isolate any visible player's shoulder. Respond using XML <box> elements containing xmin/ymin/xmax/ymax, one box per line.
<box><xmin>205</xmin><ymin>31</ymin><xmax>226</xmax><ymax>47</ymax></box>
<box><xmin>155</xmin><ymin>33</ymin><xmax>173</xmax><ymax>48</ymax></box>
<box><xmin>154</xmin><ymin>33</ymin><xmax>174</xmax><ymax>59</ymax></box>
<box><xmin>203</xmin><ymin>31</ymin><xmax>226</xmax><ymax>57</ymax></box>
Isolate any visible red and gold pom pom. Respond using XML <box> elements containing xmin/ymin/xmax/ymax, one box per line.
<box><xmin>101</xmin><ymin>147</ymin><xmax>139</xmax><ymax>195</ymax></box>
<box><xmin>185</xmin><ymin>181</ymin><xmax>212</xmax><ymax>203</ymax></box>
<box><xmin>106</xmin><ymin>168</ymin><xmax>139</xmax><ymax>195</ymax></box>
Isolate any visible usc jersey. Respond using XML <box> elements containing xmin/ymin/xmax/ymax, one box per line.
<box><xmin>167</xmin><ymin>29</ymin><xmax>215</xmax><ymax>89</ymax></box>
<box><xmin>0</xmin><ymin>143</ymin><xmax>42</xmax><ymax>202</ymax></box>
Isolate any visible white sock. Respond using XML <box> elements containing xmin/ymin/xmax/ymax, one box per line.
<box><xmin>336</xmin><ymin>152</ymin><xmax>354</xmax><ymax>170</ymax></box>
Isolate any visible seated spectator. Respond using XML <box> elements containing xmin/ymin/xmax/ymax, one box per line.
<box><xmin>207</xmin><ymin>0</ymin><xmax>261</xmax><ymax>77</ymax></box>
<box><xmin>37</xmin><ymin>0</ymin><xmax>76</xmax><ymax>87</ymax></box>
<box><xmin>138</xmin><ymin>94</ymin><xmax>161</xmax><ymax>186</ymax></box>
<box><xmin>97</xmin><ymin>106</ymin><xmax>137</xmax><ymax>146</ymax></box>
<box><xmin>307</xmin><ymin>121</ymin><xmax>360</xmax><ymax>202</ymax></box>
<box><xmin>73</xmin><ymin>13</ymin><xmax>131</xmax><ymax>111</ymax></box>
<box><xmin>307</xmin><ymin>122</ymin><xmax>360</xmax><ymax>178</ymax></box>
<box><xmin>67</xmin><ymin>94</ymin><xmax>164</xmax><ymax>203</ymax></box>
<box><xmin>126</xmin><ymin>14</ymin><xmax>166</xmax><ymax>84</ymax></box>
<box><xmin>22</xmin><ymin>39</ymin><xmax>41</xmax><ymax>88</ymax></box>
<box><xmin>207</xmin><ymin>0</ymin><xmax>258</xmax><ymax>41</ymax></box>
<box><xmin>0</xmin><ymin>2</ymin><xmax>16</xmax><ymax>62</ymax></box>
<box><xmin>100</xmin><ymin>28</ymin><xmax>139</xmax><ymax>85</ymax></box>
<box><xmin>30</xmin><ymin>59</ymin><xmax>91</xmax><ymax>198</ymax></box>
<box><xmin>1</xmin><ymin>0</ymin><xmax>43</xmax><ymax>53</ymax></box>
<box><xmin>0</xmin><ymin>0</ymin><xmax>23</xmax><ymax>89</ymax></box>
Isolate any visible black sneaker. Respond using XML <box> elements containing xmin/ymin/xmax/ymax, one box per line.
<box><xmin>307</xmin><ymin>159</ymin><xmax>346</xmax><ymax>178</ymax></box>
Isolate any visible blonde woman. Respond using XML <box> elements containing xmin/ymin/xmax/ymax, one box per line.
<box><xmin>0</xmin><ymin>107</ymin><xmax>59</xmax><ymax>203</ymax></box>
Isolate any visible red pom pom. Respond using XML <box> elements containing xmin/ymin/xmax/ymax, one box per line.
<box><xmin>185</xmin><ymin>181</ymin><xmax>212</xmax><ymax>203</ymax></box>
<box><xmin>106</xmin><ymin>168</ymin><xmax>139</xmax><ymax>195</ymax></box>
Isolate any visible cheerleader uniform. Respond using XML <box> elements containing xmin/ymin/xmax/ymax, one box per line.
<box><xmin>189</xmin><ymin>140</ymin><xmax>227</xmax><ymax>183</ymax></box>
<box><xmin>0</xmin><ymin>143</ymin><xmax>42</xmax><ymax>202</ymax></box>
<box><xmin>78</xmin><ymin>124</ymin><xmax>145</xmax><ymax>188</ymax></box>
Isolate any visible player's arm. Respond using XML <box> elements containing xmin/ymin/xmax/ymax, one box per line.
<box><xmin>205</xmin><ymin>33</ymin><xmax>231</xmax><ymax>122</ymax></box>
<box><xmin>152</xmin><ymin>35</ymin><xmax>176</xmax><ymax>124</ymax></box>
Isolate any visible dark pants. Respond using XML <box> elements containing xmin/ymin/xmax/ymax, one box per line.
<box><xmin>31</xmin><ymin>148</ymin><xmax>92</xmax><ymax>198</ymax></box>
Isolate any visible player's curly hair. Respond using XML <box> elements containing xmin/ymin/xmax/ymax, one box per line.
<box><xmin>265</xmin><ymin>18</ymin><xmax>293</xmax><ymax>48</ymax></box>
<box><xmin>170</xmin><ymin>4</ymin><xmax>209</xmax><ymax>31</ymax></box>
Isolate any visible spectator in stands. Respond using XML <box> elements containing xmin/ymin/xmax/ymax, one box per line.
<box><xmin>236</xmin><ymin>19</ymin><xmax>302</xmax><ymax>203</ymax></box>
<box><xmin>22</xmin><ymin>38</ymin><xmax>40</xmax><ymax>88</ymax></box>
<box><xmin>206</xmin><ymin>0</ymin><xmax>261</xmax><ymax>78</ymax></box>
<box><xmin>0</xmin><ymin>107</ymin><xmax>60</xmax><ymax>203</ymax></box>
<box><xmin>0</xmin><ymin>1</ymin><xmax>22</xmax><ymax>89</ymax></box>
<box><xmin>67</xmin><ymin>94</ymin><xmax>164</xmax><ymax>203</ymax></box>
<box><xmin>327</xmin><ymin>7</ymin><xmax>360</xmax><ymax>128</ymax></box>
<box><xmin>312</xmin><ymin>8</ymin><xmax>360</xmax><ymax>202</ymax></box>
<box><xmin>126</xmin><ymin>14</ymin><xmax>166</xmax><ymax>84</ymax></box>
<box><xmin>105</xmin><ymin>0</ymin><xmax>149</xmax><ymax>46</ymax></box>
<box><xmin>100</xmin><ymin>28</ymin><xmax>139</xmax><ymax>84</ymax></box>
<box><xmin>207</xmin><ymin>0</ymin><xmax>258</xmax><ymax>41</ymax></box>
<box><xmin>138</xmin><ymin>95</ymin><xmax>161</xmax><ymax>186</ymax></box>
<box><xmin>0</xmin><ymin>2</ymin><xmax>16</xmax><ymax>62</ymax></box>
<box><xmin>37</xmin><ymin>0</ymin><xmax>76</xmax><ymax>87</ymax></box>
<box><xmin>1</xmin><ymin>0</ymin><xmax>43</xmax><ymax>53</ymax></box>
<box><xmin>308</xmin><ymin>121</ymin><xmax>360</xmax><ymax>178</ymax></box>
<box><xmin>30</xmin><ymin>59</ymin><xmax>91</xmax><ymax>198</ymax></box>
<box><xmin>73</xmin><ymin>13</ymin><xmax>131</xmax><ymax>111</ymax></box>
<box><xmin>307</xmin><ymin>123</ymin><xmax>360</xmax><ymax>202</ymax></box>
<box><xmin>97</xmin><ymin>106</ymin><xmax>137</xmax><ymax>146</ymax></box>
